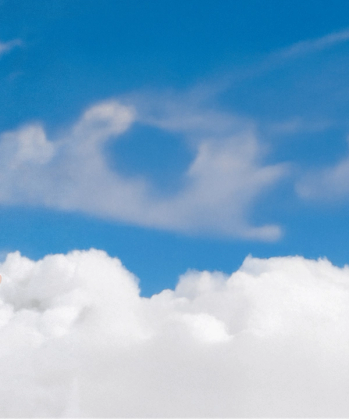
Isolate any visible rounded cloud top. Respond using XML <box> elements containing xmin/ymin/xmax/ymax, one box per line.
<box><xmin>0</xmin><ymin>249</ymin><xmax>348</xmax><ymax>417</ymax></box>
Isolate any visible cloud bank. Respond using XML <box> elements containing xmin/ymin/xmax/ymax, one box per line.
<box><xmin>0</xmin><ymin>99</ymin><xmax>286</xmax><ymax>240</ymax></box>
<box><xmin>0</xmin><ymin>249</ymin><xmax>349</xmax><ymax>417</ymax></box>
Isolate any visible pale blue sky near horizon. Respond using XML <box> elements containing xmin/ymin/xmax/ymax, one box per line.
<box><xmin>1</xmin><ymin>0</ymin><xmax>349</xmax><ymax>295</ymax></box>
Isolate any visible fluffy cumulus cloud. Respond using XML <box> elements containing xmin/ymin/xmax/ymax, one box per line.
<box><xmin>0</xmin><ymin>98</ymin><xmax>286</xmax><ymax>240</ymax></box>
<box><xmin>0</xmin><ymin>249</ymin><xmax>349</xmax><ymax>417</ymax></box>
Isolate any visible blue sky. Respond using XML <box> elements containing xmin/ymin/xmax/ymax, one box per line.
<box><xmin>1</xmin><ymin>0</ymin><xmax>349</xmax><ymax>295</ymax></box>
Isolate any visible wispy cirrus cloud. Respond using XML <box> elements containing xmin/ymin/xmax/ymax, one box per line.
<box><xmin>296</xmin><ymin>137</ymin><xmax>349</xmax><ymax>201</ymax></box>
<box><xmin>4</xmin><ymin>28</ymin><xmax>349</xmax><ymax>238</ymax></box>
<box><xmin>278</xmin><ymin>27</ymin><xmax>349</xmax><ymax>59</ymax></box>
<box><xmin>0</xmin><ymin>38</ymin><xmax>21</xmax><ymax>57</ymax></box>
<box><xmin>208</xmin><ymin>27</ymin><xmax>349</xmax><ymax>93</ymax></box>
<box><xmin>0</xmin><ymin>96</ymin><xmax>286</xmax><ymax>241</ymax></box>
<box><xmin>256</xmin><ymin>26</ymin><xmax>349</xmax><ymax>79</ymax></box>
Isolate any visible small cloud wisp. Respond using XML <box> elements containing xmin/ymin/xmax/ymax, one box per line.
<box><xmin>0</xmin><ymin>39</ymin><xmax>22</xmax><ymax>58</ymax></box>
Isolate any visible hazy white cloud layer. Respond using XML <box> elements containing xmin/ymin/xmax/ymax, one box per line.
<box><xmin>0</xmin><ymin>99</ymin><xmax>285</xmax><ymax>240</ymax></box>
<box><xmin>0</xmin><ymin>249</ymin><xmax>348</xmax><ymax>417</ymax></box>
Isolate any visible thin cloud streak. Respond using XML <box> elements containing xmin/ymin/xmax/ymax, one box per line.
<box><xmin>206</xmin><ymin>27</ymin><xmax>349</xmax><ymax>99</ymax></box>
<box><xmin>279</xmin><ymin>27</ymin><xmax>349</xmax><ymax>59</ymax></box>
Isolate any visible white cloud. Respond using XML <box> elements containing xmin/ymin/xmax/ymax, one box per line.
<box><xmin>296</xmin><ymin>137</ymin><xmax>349</xmax><ymax>200</ymax></box>
<box><xmin>0</xmin><ymin>249</ymin><xmax>349</xmax><ymax>416</ymax></box>
<box><xmin>0</xmin><ymin>39</ymin><xmax>21</xmax><ymax>58</ymax></box>
<box><xmin>0</xmin><ymin>98</ymin><xmax>286</xmax><ymax>240</ymax></box>
<box><xmin>279</xmin><ymin>27</ymin><xmax>349</xmax><ymax>59</ymax></box>
<box><xmin>221</xmin><ymin>27</ymin><xmax>349</xmax><ymax>97</ymax></box>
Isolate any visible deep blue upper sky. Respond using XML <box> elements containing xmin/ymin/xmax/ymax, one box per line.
<box><xmin>1</xmin><ymin>0</ymin><xmax>349</xmax><ymax>295</ymax></box>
